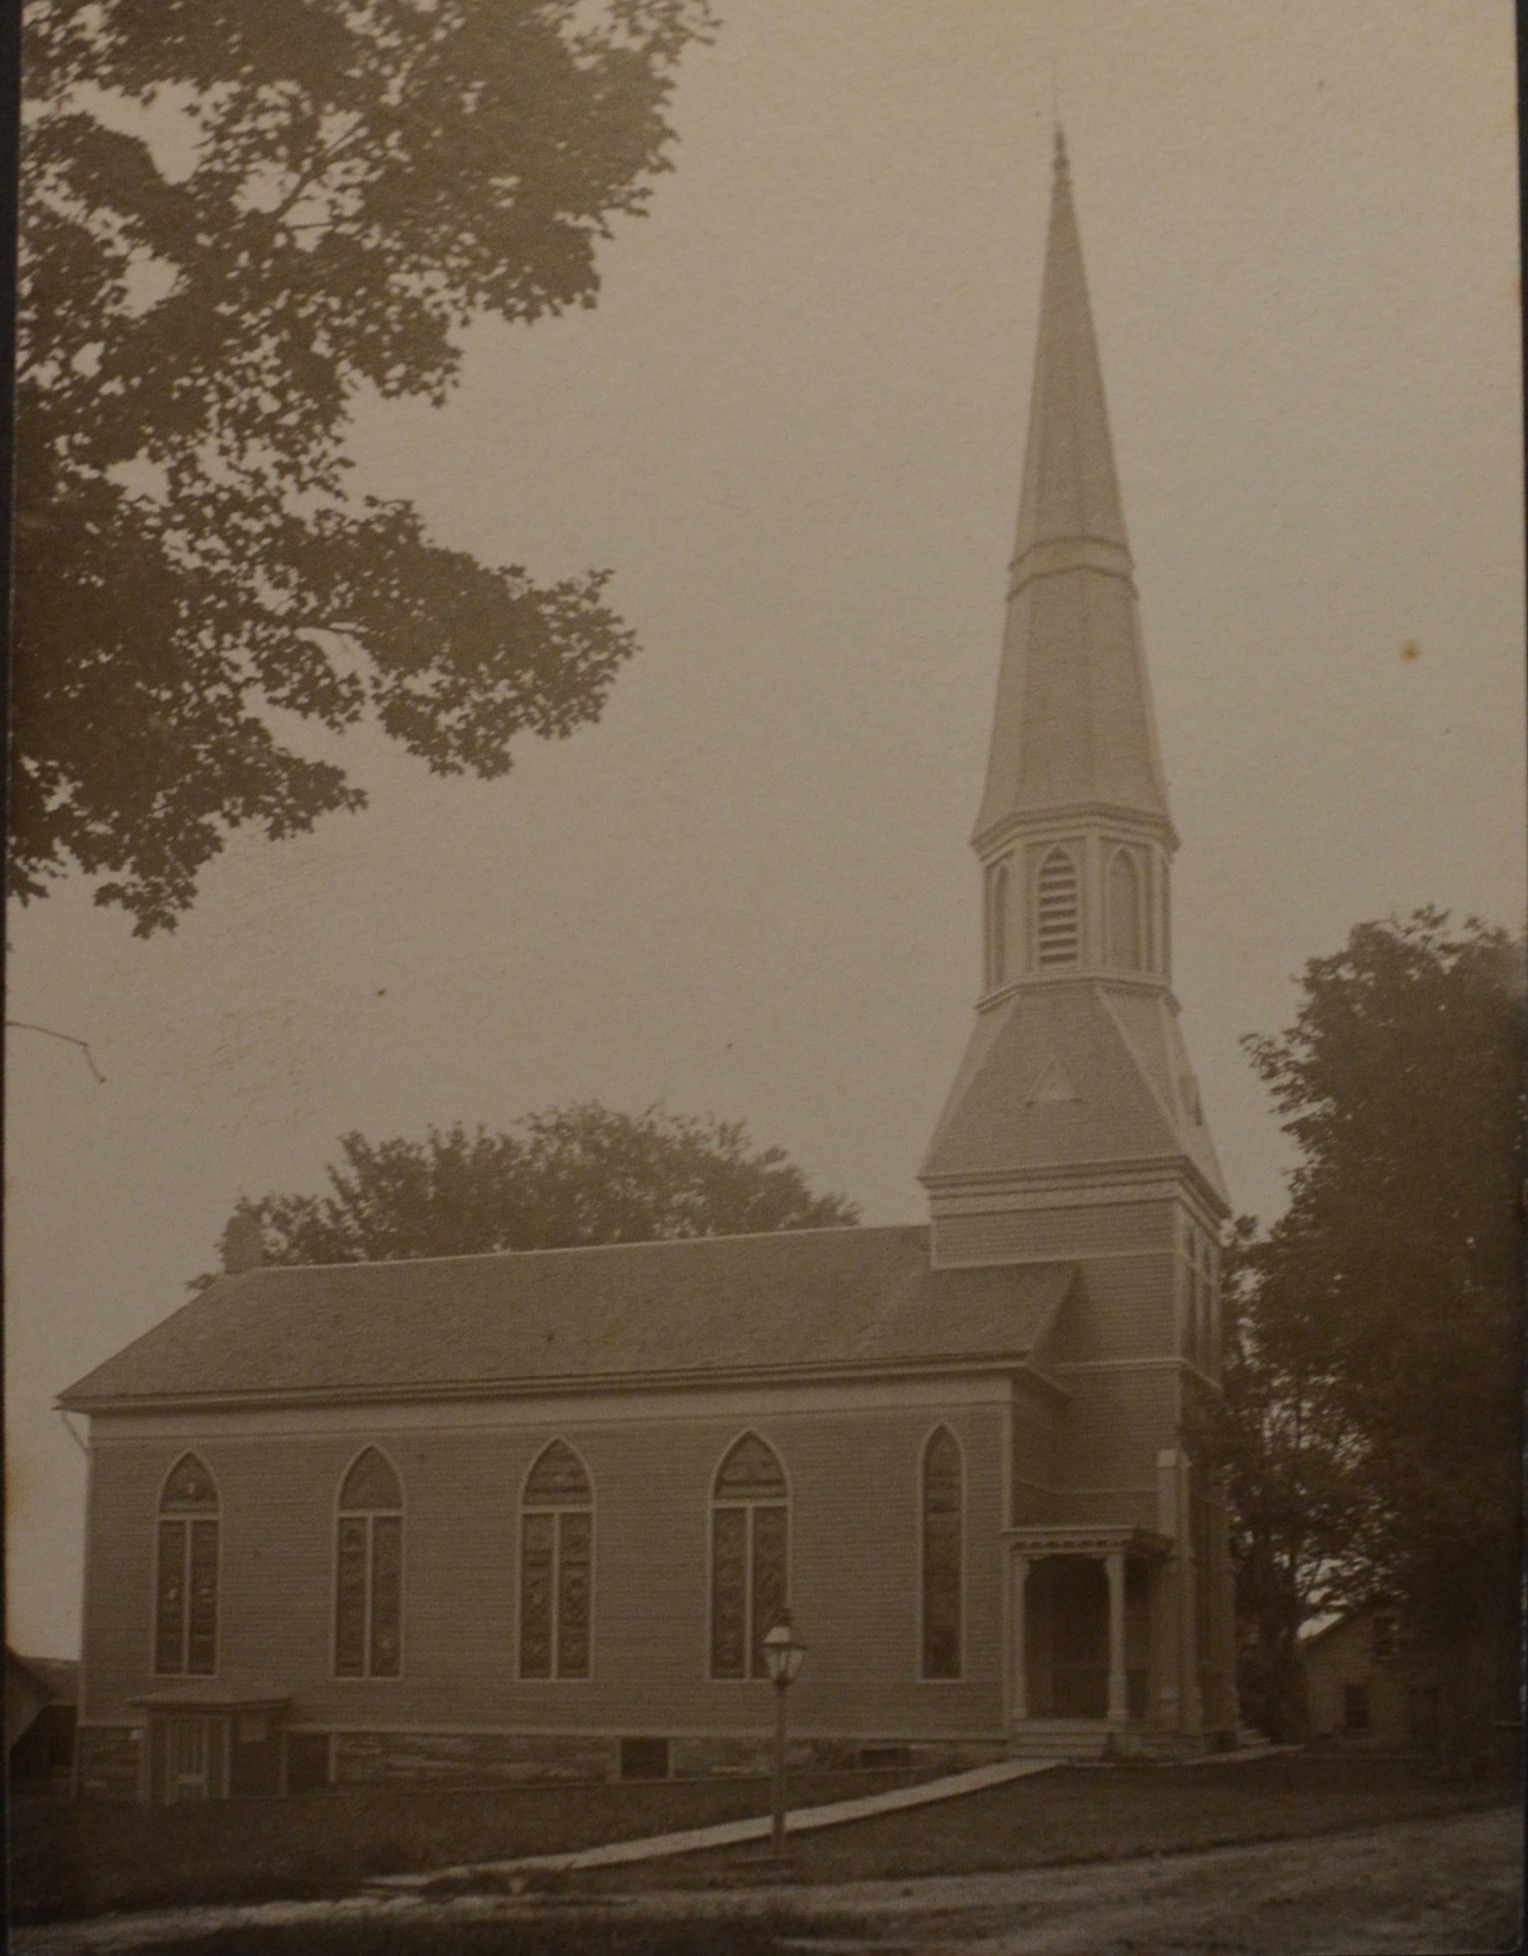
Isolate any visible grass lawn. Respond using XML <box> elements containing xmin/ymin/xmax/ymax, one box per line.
<box><xmin>578</xmin><ymin>1752</ymin><xmax>1524</xmax><ymax>1893</ymax></box>
<box><xmin>11</xmin><ymin>1754</ymin><xmax>1519</xmax><ymax>1932</ymax></box>
<box><xmin>8</xmin><ymin>1767</ymin><xmax>927</xmax><ymax>1925</ymax></box>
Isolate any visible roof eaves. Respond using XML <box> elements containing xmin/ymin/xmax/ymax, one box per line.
<box><xmin>59</xmin><ymin>1347</ymin><xmax>1044</xmax><ymax>1418</ymax></box>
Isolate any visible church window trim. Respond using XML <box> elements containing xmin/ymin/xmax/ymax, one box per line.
<box><xmin>707</xmin><ymin>1431</ymin><xmax>791</xmax><ymax>1682</ymax></box>
<box><xmin>918</xmin><ymin>1425</ymin><xmax>965</xmax><ymax>1682</ymax></box>
<box><xmin>1105</xmin><ymin>846</ymin><xmax>1144</xmax><ymax>972</ymax></box>
<box><xmin>1145</xmin><ymin>849</ymin><xmax>1162</xmax><ymax>973</ymax></box>
<box><xmin>1034</xmin><ymin>845</ymin><xmax>1081</xmax><ymax>969</ymax></box>
<box><xmin>517</xmin><ymin>1440</ymin><xmax>596</xmax><ymax>1682</ymax></box>
<box><xmin>985</xmin><ymin>857</ymin><xmax>1012</xmax><ymax>990</ymax></box>
<box><xmin>153</xmin><ymin>1452</ymin><xmax>221</xmax><ymax>1679</ymax></box>
<box><xmin>333</xmin><ymin>1446</ymin><xmax>405</xmax><ymax>1681</ymax></box>
<box><xmin>1179</xmin><ymin>1222</ymin><xmax>1222</xmax><ymax>1378</ymax></box>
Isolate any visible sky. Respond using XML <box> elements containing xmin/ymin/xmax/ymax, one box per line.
<box><xmin>7</xmin><ymin>0</ymin><xmax>1523</xmax><ymax>1657</ymax></box>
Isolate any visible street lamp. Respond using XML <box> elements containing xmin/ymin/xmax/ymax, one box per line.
<box><xmin>761</xmin><ymin>1612</ymin><xmax>807</xmax><ymax>1859</ymax></box>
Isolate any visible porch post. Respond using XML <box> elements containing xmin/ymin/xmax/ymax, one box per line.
<box><xmin>1106</xmin><ymin>1549</ymin><xmax>1128</xmax><ymax>1726</ymax></box>
<box><xmin>1011</xmin><ymin>1553</ymin><xmax>1030</xmax><ymax>1724</ymax></box>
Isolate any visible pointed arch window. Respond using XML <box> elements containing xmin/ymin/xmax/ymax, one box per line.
<box><xmin>519</xmin><ymin>1441</ymin><xmax>594</xmax><ymax>1680</ymax></box>
<box><xmin>710</xmin><ymin>1434</ymin><xmax>789</xmax><ymax>1679</ymax></box>
<box><xmin>985</xmin><ymin>859</ymin><xmax>1011</xmax><ymax>989</ymax></box>
<box><xmin>1035</xmin><ymin>847</ymin><xmax>1080</xmax><ymax>967</ymax></box>
<box><xmin>155</xmin><ymin>1454</ymin><xmax>219</xmax><ymax>1676</ymax></box>
<box><xmin>1106</xmin><ymin>848</ymin><xmax>1143</xmax><ymax>971</ymax></box>
<box><xmin>920</xmin><ymin>1428</ymin><xmax>963</xmax><ymax>1679</ymax></box>
<box><xmin>335</xmin><ymin>1448</ymin><xmax>403</xmax><ymax>1678</ymax></box>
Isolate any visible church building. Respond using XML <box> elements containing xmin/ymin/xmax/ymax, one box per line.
<box><xmin>64</xmin><ymin>139</ymin><xmax>1239</xmax><ymax>1803</ymax></box>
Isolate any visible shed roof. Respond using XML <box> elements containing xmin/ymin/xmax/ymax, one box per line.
<box><xmin>61</xmin><ymin>1224</ymin><xmax>1073</xmax><ymax>1410</ymax></box>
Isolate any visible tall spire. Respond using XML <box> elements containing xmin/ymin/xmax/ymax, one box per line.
<box><xmin>974</xmin><ymin>139</ymin><xmax>1169</xmax><ymax>846</ymax></box>
<box><xmin>921</xmin><ymin>140</ymin><xmax>1228</xmax><ymax>1230</ymax></box>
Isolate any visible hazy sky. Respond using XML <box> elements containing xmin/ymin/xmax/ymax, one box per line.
<box><xmin>7</xmin><ymin>1</ymin><xmax>1523</xmax><ymax>1656</ymax></box>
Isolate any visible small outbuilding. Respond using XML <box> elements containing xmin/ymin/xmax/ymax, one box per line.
<box><xmin>1299</xmin><ymin>1608</ymin><xmax>1438</xmax><ymax>1752</ymax></box>
<box><xmin>7</xmin><ymin>1649</ymin><xmax>79</xmax><ymax>1788</ymax></box>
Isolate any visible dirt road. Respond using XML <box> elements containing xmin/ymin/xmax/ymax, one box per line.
<box><xmin>787</xmin><ymin>1803</ymin><xmax>1523</xmax><ymax>1954</ymax></box>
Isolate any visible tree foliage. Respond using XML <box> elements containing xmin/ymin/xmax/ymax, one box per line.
<box><xmin>1215</xmin><ymin>1218</ymin><xmax>1381</xmax><ymax>1739</ymax></box>
<box><xmin>15</xmin><ymin>0</ymin><xmax>713</xmax><ymax>931</ymax></box>
<box><xmin>214</xmin><ymin>1103</ymin><xmax>860</xmax><ymax>1273</ymax></box>
<box><xmin>1224</xmin><ymin>910</ymin><xmax>1523</xmax><ymax>1746</ymax></box>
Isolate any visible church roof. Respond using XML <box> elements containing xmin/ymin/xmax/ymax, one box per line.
<box><xmin>921</xmin><ymin>981</ymin><xmax>1228</xmax><ymax>1206</ymax></box>
<box><xmin>975</xmin><ymin>134</ymin><xmax>1170</xmax><ymax>843</ymax></box>
<box><xmin>60</xmin><ymin>1225</ymin><xmax>1074</xmax><ymax>1410</ymax></box>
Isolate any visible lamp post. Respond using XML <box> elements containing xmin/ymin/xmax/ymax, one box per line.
<box><xmin>761</xmin><ymin>1612</ymin><xmax>807</xmax><ymax>1860</ymax></box>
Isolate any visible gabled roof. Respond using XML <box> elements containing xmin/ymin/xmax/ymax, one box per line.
<box><xmin>921</xmin><ymin>981</ymin><xmax>1228</xmax><ymax>1207</ymax></box>
<box><xmin>60</xmin><ymin>1225</ymin><xmax>1075</xmax><ymax>1410</ymax></box>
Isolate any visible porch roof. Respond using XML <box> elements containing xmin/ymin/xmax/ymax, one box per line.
<box><xmin>128</xmin><ymin>1688</ymin><xmax>291</xmax><ymax>1713</ymax></box>
<box><xmin>1006</xmin><ymin>1524</ymin><xmax>1172</xmax><ymax>1558</ymax></box>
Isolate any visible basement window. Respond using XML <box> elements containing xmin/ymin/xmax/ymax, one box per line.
<box><xmin>619</xmin><ymin>1737</ymin><xmax>671</xmax><ymax>1781</ymax></box>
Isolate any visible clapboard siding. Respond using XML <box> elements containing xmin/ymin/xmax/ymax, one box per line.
<box><xmin>1044</xmin><ymin>1253</ymin><xmax>1175</xmax><ymax>1363</ymax></box>
<box><xmin>1052</xmin><ymin>1365</ymin><xmax>1180</xmax><ymax>1503</ymax></box>
<box><xmin>1010</xmin><ymin>1381</ymin><xmax>1061</xmax><ymax>1523</ymax></box>
<box><xmin>82</xmin><ymin>1396</ymin><xmax>1006</xmax><ymax>1740</ymax></box>
<box><xmin>932</xmin><ymin>1199</ymin><xmax>1174</xmax><ymax>1268</ymax></box>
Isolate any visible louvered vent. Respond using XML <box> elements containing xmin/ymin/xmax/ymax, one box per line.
<box><xmin>1035</xmin><ymin>849</ymin><xmax>1080</xmax><ymax>966</ymax></box>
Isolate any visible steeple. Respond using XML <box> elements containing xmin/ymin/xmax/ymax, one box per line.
<box><xmin>921</xmin><ymin>143</ymin><xmax>1227</xmax><ymax>1241</ymax></box>
<box><xmin>975</xmin><ymin>131</ymin><xmax>1170</xmax><ymax>850</ymax></box>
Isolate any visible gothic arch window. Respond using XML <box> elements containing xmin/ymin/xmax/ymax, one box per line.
<box><xmin>155</xmin><ymin>1453</ymin><xmax>219</xmax><ymax>1677</ymax></box>
<box><xmin>920</xmin><ymin>1427</ymin><xmax>963</xmax><ymax>1680</ymax></box>
<box><xmin>986</xmin><ymin>859</ymin><xmax>1011</xmax><ymax>989</ymax></box>
<box><xmin>1035</xmin><ymin>847</ymin><xmax>1080</xmax><ymax>968</ymax></box>
<box><xmin>519</xmin><ymin>1441</ymin><xmax>594</xmax><ymax>1680</ymax></box>
<box><xmin>335</xmin><ymin>1447</ymin><xmax>403</xmax><ymax>1678</ymax></box>
<box><xmin>709</xmin><ymin>1433</ymin><xmax>789</xmax><ymax>1679</ymax></box>
<box><xmin>1106</xmin><ymin>848</ymin><xmax>1143</xmax><ymax>971</ymax></box>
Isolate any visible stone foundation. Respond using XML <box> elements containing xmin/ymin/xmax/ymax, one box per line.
<box><xmin>70</xmin><ymin>1722</ymin><xmax>1013</xmax><ymax>1798</ymax></box>
<box><xmin>332</xmin><ymin>1729</ymin><xmax>615</xmax><ymax>1785</ymax></box>
<box><xmin>334</xmin><ymin>1729</ymin><xmax>1011</xmax><ymax>1788</ymax></box>
<box><xmin>74</xmin><ymin>1725</ymin><xmax>142</xmax><ymax>1801</ymax></box>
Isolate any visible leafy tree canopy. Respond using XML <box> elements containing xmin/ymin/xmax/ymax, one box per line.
<box><xmin>1214</xmin><ymin>1217</ymin><xmax>1381</xmax><ymax>1740</ymax></box>
<box><xmin>1223</xmin><ymin>910</ymin><xmax>1523</xmax><ymax>1741</ymax></box>
<box><xmin>15</xmin><ymin>0</ymin><xmax>713</xmax><ymax>932</ymax></box>
<box><xmin>213</xmin><ymin>1103</ymin><xmax>860</xmax><ymax>1274</ymax></box>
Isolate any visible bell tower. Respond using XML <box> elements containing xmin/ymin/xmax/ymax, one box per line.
<box><xmin>921</xmin><ymin>136</ymin><xmax>1238</xmax><ymax>1745</ymax></box>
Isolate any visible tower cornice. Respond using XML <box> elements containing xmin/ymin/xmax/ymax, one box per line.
<box><xmin>973</xmin><ymin>801</ymin><xmax>1179</xmax><ymax>859</ymax></box>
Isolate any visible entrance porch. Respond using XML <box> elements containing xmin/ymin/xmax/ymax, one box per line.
<box><xmin>1006</xmin><ymin>1526</ymin><xmax>1176</xmax><ymax>1748</ymax></box>
<box><xmin>130</xmin><ymin>1691</ymin><xmax>290</xmax><ymax>1803</ymax></box>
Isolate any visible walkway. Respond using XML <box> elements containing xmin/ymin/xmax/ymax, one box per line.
<box><xmin>369</xmin><ymin>1754</ymin><xmax>1057</xmax><ymax>1890</ymax></box>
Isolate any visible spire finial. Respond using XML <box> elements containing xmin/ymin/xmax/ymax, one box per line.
<box><xmin>1053</xmin><ymin>122</ymin><xmax>1069</xmax><ymax>179</ymax></box>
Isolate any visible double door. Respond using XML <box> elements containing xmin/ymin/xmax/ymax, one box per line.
<box><xmin>152</xmin><ymin>1714</ymin><xmax>224</xmax><ymax>1803</ymax></box>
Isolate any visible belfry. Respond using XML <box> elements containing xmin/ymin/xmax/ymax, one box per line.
<box><xmin>64</xmin><ymin>141</ymin><xmax>1239</xmax><ymax>1806</ymax></box>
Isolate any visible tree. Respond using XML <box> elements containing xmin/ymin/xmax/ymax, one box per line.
<box><xmin>15</xmin><ymin>0</ymin><xmax>713</xmax><ymax>932</ymax></box>
<box><xmin>1228</xmin><ymin>911</ymin><xmax>1523</xmax><ymax>1753</ymax></box>
<box><xmin>213</xmin><ymin>1103</ymin><xmax>860</xmax><ymax>1273</ymax></box>
<box><xmin>1215</xmin><ymin>1218</ymin><xmax>1381</xmax><ymax>1740</ymax></box>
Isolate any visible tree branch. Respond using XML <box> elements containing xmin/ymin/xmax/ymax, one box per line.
<box><xmin>6</xmin><ymin>1019</ymin><xmax>107</xmax><ymax>1082</ymax></box>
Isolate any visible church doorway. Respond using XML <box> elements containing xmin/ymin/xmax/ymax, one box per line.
<box><xmin>1009</xmin><ymin>1529</ymin><xmax>1164</xmax><ymax>1729</ymax></box>
<box><xmin>135</xmin><ymin>1693</ymin><xmax>289</xmax><ymax>1803</ymax></box>
<box><xmin>154</xmin><ymin>1715</ymin><xmax>217</xmax><ymax>1804</ymax></box>
<box><xmin>1031</xmin><ymin>1556</ymin><xmax>1108</xmax><ymax>1718</ymax></box>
